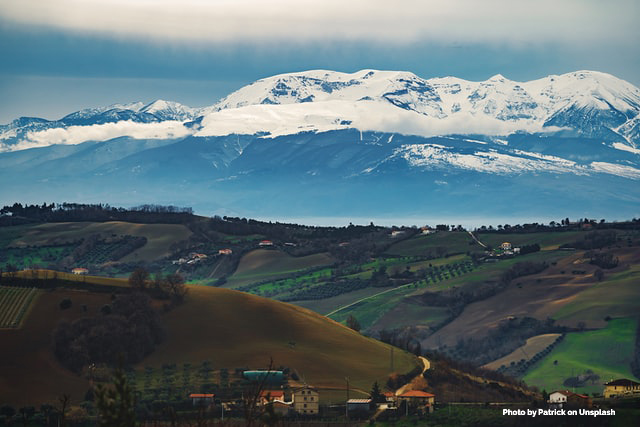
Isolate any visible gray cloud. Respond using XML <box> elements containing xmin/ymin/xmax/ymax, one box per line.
<box><xmin>1</xmin><ymin>0</ymin><xmax>637</xmax><ymax>47</ymax></box>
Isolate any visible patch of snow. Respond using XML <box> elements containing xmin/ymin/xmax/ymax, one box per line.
<box><xmin>589</xmin><ymin>162</ymin><xmax>640</xmax><ymax>179</ymax></box>
<box><xmin>612</xmin><ymin>142</ymin><xmax>640</xmax><ymax>155</ymax></box>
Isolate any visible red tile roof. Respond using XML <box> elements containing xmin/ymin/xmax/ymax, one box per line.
<box><xmin>260</xmin><ymin>390</ymin><xmax>285</xmax><ymax>398</ymax></box>
<box><xmin>189</xmin><ymin>393</ymin><xmax>214</xmax><ymax>398</ymax></box>
<box><xmin>399</xmin><ymin>390</ymin><xmax>435</xmax><ymax>398</ymax></box>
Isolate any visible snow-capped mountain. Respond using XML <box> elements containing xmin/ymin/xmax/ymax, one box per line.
<box><xmin>1</xmin><ymin>70</ymin><xmax>639</xmax><ymax>221</ymax></box>
<box><xmin>0</xmin><ymin>100</ymin><xmax>199</xmax><ymax>150</ymax></box>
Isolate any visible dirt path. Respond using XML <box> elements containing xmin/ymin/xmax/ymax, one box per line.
<box><xmin>395</xmin><ymin>356</ymin><xmax>430</xmax><ymax>395</ymax></box>
<box><xmin>468</xmin><ymin>230</ymin><xmax>487</xmax><ymax>249</ymax></box>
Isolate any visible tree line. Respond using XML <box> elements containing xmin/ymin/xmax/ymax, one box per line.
<box><xmin>0</xmin><ymin>202</ymin><xmax>194</xmax><ymax>226</ymax></box>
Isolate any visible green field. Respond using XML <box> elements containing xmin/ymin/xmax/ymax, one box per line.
<box><xmin>224</xmin><ymin>249</ymin><xmax>334</xmax><ymax>288</ymax></box>
<box><xmin>553</xmin><ymin>264</ymin><xmax>640</xmax><ymax>325</ymax></box>
<box><xmin>385</xmin><ymin>231</ymin><xmax>478</xmax><ymax>257</ymax></box>
<box><xmin>483</xmin><ymin>333</ymin><xmax>562</xmax><ymax>371</ymax></box>
<box><xmin>523</xmin><ymin>318</ymin><xmax>639</xmax><ymax>395</ymax></box>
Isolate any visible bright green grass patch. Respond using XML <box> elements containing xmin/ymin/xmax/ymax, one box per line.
<box><xmin>330</xmin><ymin>285</ymin><xmax>414</xmax><ymax>329</ymax></box>
<box><xmin>522</xmin><ymin>318</ymin><xmax>639</xmax><ymax>396</ymax></box>
<box><xmin>428</xmin><ymin>250</ymin><xmax>565</xmax><ymax>292</ymax></box>
<box><xmin>244</xmin><ymin>267</ymin><xmax>333</xmax><ymax>297</ymax></box>
<box><xmin>385</xmin><ymin>231</ymin><xmax>477</xmax><ymax>257</ymax></box>
<box><xmin>224</xmin><ymin>250</ymin><xmax>334</xmax><ymax>288</ymax></box>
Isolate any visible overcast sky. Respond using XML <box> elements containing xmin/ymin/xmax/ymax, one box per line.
<box><xmin>1</xmin><ymin>0</ymin><xmax>638</xmax><ymax>123</ymax></box>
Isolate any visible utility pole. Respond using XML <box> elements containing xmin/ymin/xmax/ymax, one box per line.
<box><xmin>345</xmin><ymin>377</ymin><xmax>350</xmax><ymax>420</ymax></box>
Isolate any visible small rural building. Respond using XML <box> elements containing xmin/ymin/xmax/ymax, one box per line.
<box><xmin>390</xmin><ymin>230</ymin><xmax>405</xmax><ymax>238</ymax></box>
<box><xmin>71</xmin><ymin>267</ymin><xmax>89</xmax><ymax>275</ymax></box>
<box><xmin>397</xmin><ymin>390</ymin><xmax>435</xmax><ymax>413</ymax></box>
<box><xmin>604</xmin><ymin>379</ymin><xmax>640</xmax><ymax>398</ymax></box>
<box><xmin>383</xmin><ymin>391</ymin><xmax>396</xmax><ymax>405</ymax></box>
<box><xmin>189</xmin><ymin>393</ymin><xmax>214</xmax><ymax>406</ymax></box>
<box><xmin>347</xmin><ymin>399</ymin><xmax>372</xmax><ymax>416</ymax></box>
<box><xmin>567</xmin><ymin>393</ymin><xmax>592</xmax><ymax>408</ymax></box>
<box><xmin>260</xmin><ymin>390</ymin><xmax>285</xmax><ymax>404</ymax></box>
<box><xmin>218</xmin><ymin>248</ymin><xmax>233</xmax><ymax>255</ymax></box>
<box><xmin>500</xmin><ymin>242</ymin><xmax>512</xmax><ymax>250</ymax></box>
<box><xmin>292</xmin><ymin>385</ymin><xmax>319</xmax><ymax>415</ymax></box>
<box><xmin>549</xmin><ymin>390</ymin><xmax>592</xmax><ymax>409</ymax></box>
<box><xmin>548</xmin><ymin>390</ymin><xmax>571</xmax><ymax>408</ymax></box>
<box><xmin>259</xmin><ymin>240</ymin><xmax>274</xmax><ymax>247</ymax></box>
<box><xmin>421</xmin><ymin>227</ymin><xmax>436</xmax><ymax>235</ymax></box>
<box><xmin>243</xmin><ymin>370</ymin><xmax>284</xmax><ymax>385</ymax></box>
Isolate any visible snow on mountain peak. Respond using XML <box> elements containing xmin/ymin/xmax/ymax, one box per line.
<box><xmin>139</xmin><ymin>100</ymin><xmax>197</xmax><ymax>121</ymax></box>
<box><xmin>4</xmin><ymin>69</ymin><xmax>640</xmax><ymax>153</ymax></box>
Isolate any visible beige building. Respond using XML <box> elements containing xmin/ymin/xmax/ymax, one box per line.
<box><xmin>292</xmin><ymin>385</ymin><xmax>319</xmax><ymax>415</ymax></box>
<box><xmin>604</xmin><ymin>379</ymin><xmax>640</xmax><ymax>398</ymax></box>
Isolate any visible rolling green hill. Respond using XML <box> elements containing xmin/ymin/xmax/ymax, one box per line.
<box><xmin>223</xmin><ymin>249</ymin><xmax>334</xmax><ymax>288</ymax></box>
<box><xmin>8</xmin><ymin>221</ymin><xmax>192</xmax><ymax>262</ymax></box>
<box><xmin>522</xmin><ymin>318</ymin><xmax>639</xmax><ymax>395</ymax></box>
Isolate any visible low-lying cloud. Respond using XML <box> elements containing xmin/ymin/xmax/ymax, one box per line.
<box><xmin>10</xmin><ymin>121</ymin><xmax>193</xmax><ymax>151</ymax></box>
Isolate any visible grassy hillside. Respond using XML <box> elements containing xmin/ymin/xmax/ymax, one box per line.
<box><xmin>142</xmin><ymin>286</ymin><xmax>416</xmax><ymax>390</ymax></box>
<box><xmin>0</xmin><ymin>284</ymin><xmax>417</xmax><ymax>406</ymax></box>
<box><xmin>522</xmin><ymin>318</ymin><xmax>639</xmax><ymax>395</ymax></box>
<box><xmin>224</xmin><ymin>249</ymin><xmax>334</xmax><ymax>288</ymax></box>
<box><xmin>478</xmin><ymin>231</ymin><xmax>586</xmax><ymax>250</ymax></box>
<box><xmin>8</xmin><ymin>221</ymin><xmax>192</xmax><ymax>262</ymax></box>
<box><xmin>552</xmin><ymin>252</ymin><xmax>640</xmax><ymax>326</ymax></box>
<box><xmin>0</xmin><ymin>288</ymin><xmax>114</xmax><ymax>406</ymax></box>
<box><xmin>385</xmin><ymin>231</ymin><xmax>477</xmax><ymax>257</ymax></box>
<box><xmin>483</xmin><ymin>333</ymin><xmax>562</xmax><ymax>371</ymax></box>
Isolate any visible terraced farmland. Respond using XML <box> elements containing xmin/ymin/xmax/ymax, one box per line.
<box><xmin>0</xmin><ymin>286</ymin><xmax>39</xmax><ymax>328</ymax></box>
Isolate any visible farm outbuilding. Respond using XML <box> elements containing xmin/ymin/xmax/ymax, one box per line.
<box><xmin>242</xmin><ymin>370</ymin><xmax>284</xmax><ymax>384</ymax></box>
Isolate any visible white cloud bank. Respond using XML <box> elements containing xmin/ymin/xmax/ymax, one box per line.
<box><xmin>7</xmin><ymin>121</ymin><xmax>192</xmax><ymax>151</ymax></box>
<box><xmin>196</xmin><ymin>100</ymin><xmax>562</xmax><ymax>139</ymax></box>
<box><xmin>0</xmin><ymin>0</ymin><xmax>637</xmax><ymax>46</ymax></box>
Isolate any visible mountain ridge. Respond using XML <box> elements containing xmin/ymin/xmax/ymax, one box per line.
<box><xmin>1</xmin><ymin>69</ymin><xmax>639</xmax><ymax>221</ymax></box>
<box><xmin>3</xmin><ymin>69</ymin><xmax>640</xmax><ymax>151</ymax></box>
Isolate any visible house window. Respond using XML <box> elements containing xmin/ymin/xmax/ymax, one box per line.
<box><xmin>304</xmin><ymin>397</ymin><xmax>307</xmax><ymax>401</ymax></box>
<box><xmin>304</xmin><ymin>404</ymin><xmax>307</xmax><ymax>408</ymax></box>
<box><xmin>310</xmin><ymin>397</ymin><xmax>314</xmax><ymax>401</ymax></box>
